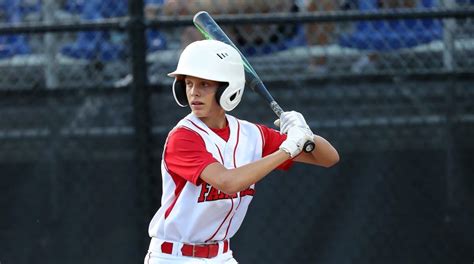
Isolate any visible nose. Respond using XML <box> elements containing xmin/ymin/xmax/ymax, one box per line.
<box><xmin>189</xmin><ymin>85</ymin><xmax>200</xmax><ymax>97</ymax></box>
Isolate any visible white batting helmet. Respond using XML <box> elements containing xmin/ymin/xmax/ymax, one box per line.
<box><xmin>168</xmin><ymin>39</ymin><xmax>246</xmax><ymax>112</ymax></box>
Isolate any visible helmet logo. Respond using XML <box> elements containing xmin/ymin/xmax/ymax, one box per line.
<box><xmin>216</xmin><ymin>52</ymin><xmax>229</xmax><ymax>59</ymax></box>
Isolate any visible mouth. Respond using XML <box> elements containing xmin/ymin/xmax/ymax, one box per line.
<box><xmin>191</xmin><ymin>101</ymin><xmax>204</xmax><ymax>106</ymax></box>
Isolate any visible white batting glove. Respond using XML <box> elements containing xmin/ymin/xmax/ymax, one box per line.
<box><xmin>274</xmin><ymin>111</ymin><xmax>312</xmax><ymax>135</ymax></box>
<box><xmin>279</xmin><ymin>126</ymin><xmax>314</xmax><ymax>158</ymax></box>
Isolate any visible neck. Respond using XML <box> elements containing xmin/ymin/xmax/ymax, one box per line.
<box><xmin>199</xmin><ymin>112</ymin><xmax>227</xmax><ymax>129</ymax></box>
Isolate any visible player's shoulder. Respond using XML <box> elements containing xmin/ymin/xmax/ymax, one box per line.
<box><xmin>168</xmin><ymin>125</ymin><xmax>200</xmax><ymax>140</ymax></box>
<box><xmin>167</xmin><ymin>114</ymin><xmax>199</xmax><ymax>137</ymax></box>
<box><xmin>165</xmin><ymin>126</ymin><xmax>205</xmax><ymax>153</ymax></box>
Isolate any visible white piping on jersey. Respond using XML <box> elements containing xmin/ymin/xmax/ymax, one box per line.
<box><xmin>256</xmin><ymin>124</ymin><xmax>266</xmax><ymax>150</ymax></box>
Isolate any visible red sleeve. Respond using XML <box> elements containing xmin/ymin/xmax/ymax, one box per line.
<box><xmin>257</xmin><ymin>124</ymin><xmax>293</xmax><ymax>170</ymax></box>
<box><xmin>164</xmin><ymin>127</ymin><xmax>219</xmax><ymax>185</ymax></box>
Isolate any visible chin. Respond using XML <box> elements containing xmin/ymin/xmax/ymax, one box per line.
<box><xmin>191</xmin><ymin>110</ymin><xmax>207</xmax><ymax>117</ymax></box>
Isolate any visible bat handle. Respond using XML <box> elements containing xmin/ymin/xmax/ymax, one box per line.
<box><xmin>270</xmin><ymin>101</ymin><xmax>284</xmax><ymax>117</ymax></box>
<box><xmin>270</xmin><ymin>102</ymin><xmax>315</xmax><ymax>153</ymax></box>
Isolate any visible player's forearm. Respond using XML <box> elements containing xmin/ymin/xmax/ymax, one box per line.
<box><xmin>294</xmin><ymin>135</ymin><xmax>339</xmax><ymax>167</ymax></box>
<box><xmin>219</xmin><ymin>150</ymin><xmax>290</xmax><ymax>194</ymax></box>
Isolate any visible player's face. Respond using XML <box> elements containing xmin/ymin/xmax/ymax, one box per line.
<box><xmin>185</xmin><ymin>76</ymin><xmax>223</xmax><ymax>119</ymax></box>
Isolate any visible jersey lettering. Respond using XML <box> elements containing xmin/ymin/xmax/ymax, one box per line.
<box><xmin>207</xmin><ymin>186</ymin><xmax>221</xmax><ymax>201</ymax></box>
<box><xmin>239</xmin><ymin>188</ymin><xmax>256</xmax><ymax>197</ymax></box>
<box><xmin>197</xmin><ymin>183</ymin><xmax>210</xmax><ymax>202</ymax></box>
<box><xmin>197</xmin><ymin>183</ymin><xmax>254</xmax><ymax>202</ymax></box>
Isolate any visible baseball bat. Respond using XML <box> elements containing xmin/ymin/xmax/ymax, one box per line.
<box><xmin>193</xmin><ymin>11</ymin><xmax>315</xmax><ymax>153</ymax></box>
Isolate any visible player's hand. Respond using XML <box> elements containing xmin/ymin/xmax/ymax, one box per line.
<box><xmin>274</xmin><ymin>111</ymin><xmax>312</xmax><ymax>135</ymax></box>
<box><xmin>279</xmin><ymin>126</ymin><xmax>314</xmax><ymax>158</ymax></box>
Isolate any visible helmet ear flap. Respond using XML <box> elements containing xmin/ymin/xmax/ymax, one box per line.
<box><xmin>172</xmin><ymin>78</ymin><xmax>188</xmax><ymax>107</ymax></box>
<box><xmin>215</xmin><ymin>82</ymin><xmax>229</xmax><ymax>107</ymax></box>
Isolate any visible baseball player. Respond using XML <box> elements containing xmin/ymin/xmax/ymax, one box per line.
<box><xmin>144</xmin><ymin>39</ymin><xmax>339</xmax><ymax>264</ymax></box>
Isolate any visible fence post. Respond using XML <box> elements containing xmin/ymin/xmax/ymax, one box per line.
<box><xmin>128</xmin><ymin>0</ymin><xmax>153</xmax><ymax>253</ymax></box>
<box><xmin>43</xmin><ymin>0</ymin><xmax>59</xmax><ymax>88</ymax></box>
<box><xmin>443</xmin><ymin>0</ymin><xmax>456</xmax><ymax>71</ymax></box>
<box><xmin>444</xmin><ymin>76</ymin><xmax>457</xmax><ymax>224</ymax></box>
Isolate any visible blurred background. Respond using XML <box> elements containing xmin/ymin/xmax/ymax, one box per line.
<box><xmin>0</xmin><ymin>0</ymin><xmax>473</xmax><ymax>263</ymax></box>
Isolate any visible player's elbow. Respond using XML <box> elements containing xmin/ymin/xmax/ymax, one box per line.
<box><xmin>201</xmin><ymin>164</ymin><xmax>245</xmax><ymax>195</ymax></box>
<box><xmin>323</xmin><ymin>151</ymin><xmax>340</xmax><ymax>168</ymax></box>
<box><xmin>217</xmin><ymin>179</ymin><xmax>240</xmax><ymax>195</ymax></box>
<box><xmin>216</xmin><ymin>173</ymin><xmax>244</xmax><ymax>195</ymax></box>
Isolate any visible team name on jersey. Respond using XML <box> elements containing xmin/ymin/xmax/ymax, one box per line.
<box><xmin>198</xmin><ymin>183</ymin><xmax>255</xmax><ymax>202</ymax></box>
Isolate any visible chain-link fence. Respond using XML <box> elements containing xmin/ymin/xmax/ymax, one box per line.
<box><xmin>1</xmin><ymin>0</ymin><xmax>473</xmax><ymax>263</ymax></box>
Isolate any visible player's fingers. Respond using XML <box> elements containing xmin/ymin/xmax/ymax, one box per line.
<box><xmin>281</xmin><ymin>122</ymin><xmax>291</xmax><ymax>135</ymax></box>
<box><xmin>274</xmin><ymin>119</ymin><xmax>280</xmax><ymax>128</ymax></box>
<box><xmin>286</xmin><ymin>116</ymin><xmax>298</xmax><ymax>128</ymax></box>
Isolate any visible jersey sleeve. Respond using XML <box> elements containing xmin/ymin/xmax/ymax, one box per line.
<box><xmin>257</xmin><ymin>124</ymin><xmax>294</xmax><ymax>170</ymax></box>
<box><xmin>164</xmin><ymin>127</ymin><xmax>219</xmax><ymax>185</ymax></box>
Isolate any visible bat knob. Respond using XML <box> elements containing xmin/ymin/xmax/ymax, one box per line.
<box><xmin>303</xmin><ymin>141</ymin><xmax>315</xmax><ymax>153</ymax></box>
